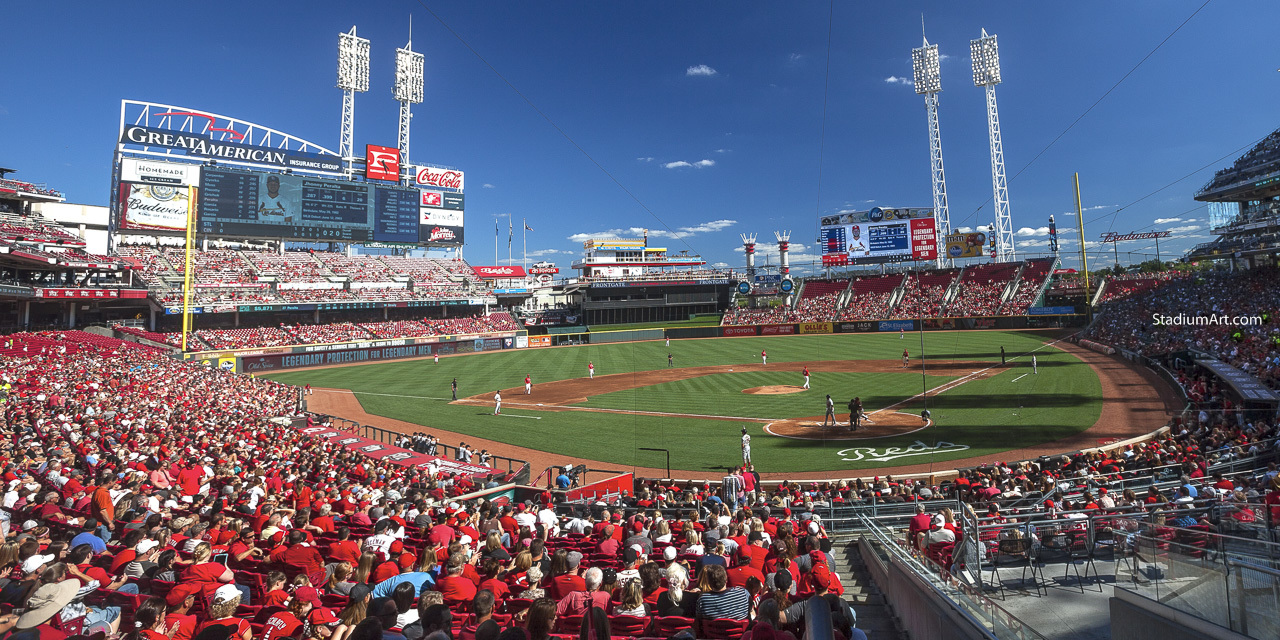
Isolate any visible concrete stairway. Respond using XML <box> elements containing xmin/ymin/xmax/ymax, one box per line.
<box><xmin>833</xmin><ymin>538</ymin><xmax>909</xmax><ymax>640</ymax></box>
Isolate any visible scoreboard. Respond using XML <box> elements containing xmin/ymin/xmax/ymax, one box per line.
<box><xmin>197</xmin><ymin>168</ymin><xmax>422</xmax><ymax>243</ymax></box>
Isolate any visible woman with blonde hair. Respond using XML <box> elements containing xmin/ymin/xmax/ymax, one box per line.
<box><xmin>193</xmin><ymin>584</ymin><xmax>251</xmax><ymax>640</ymax></box>
<box><xmin>651</xmin><ymin>520</ymin><xmax>672</xmax><ymax>544</ymax></box>
<box><xmin>613</xmin><ymin>579</ymin><xmax>647</xmax><ymax>617</ymax></box>
<box><xmin>327</xmin><ymin>561</ymin><xmax>355</xmax><ymax>595</ymax></box>
<box><xmin>682</xmin><ymin>530</ymin><xmax>704</xmax><ymax>556</ymax></box>
<box><xmin>655</xmin><ymin>561</ymin><xmax>698</xmax><ymax>617</ymax></box>
<box><xmin>351</xmin><ymin>551</ymin><xmax>377</xmax><ymax>585</ymax></box>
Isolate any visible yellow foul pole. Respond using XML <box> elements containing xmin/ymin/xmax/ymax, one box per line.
<box><xmin>181</xmin><ymin>187</ymin><xmax>197</xmax><ymax>352</ymax></box>
<box><xmin>1073</xmin><ymin>173</ymin><xmax>1092</xmax><ymax>320</ymax></box>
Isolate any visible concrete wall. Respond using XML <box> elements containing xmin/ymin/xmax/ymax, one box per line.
<box><xmin>1109</xmin><ymin>588</ymin><xmax>1251</xmax><ymax>640</ymax></box>
<box><xmin>858</xmin><ymin>538</ymin><xmax>990</xmax><ymax>640</ymax></box>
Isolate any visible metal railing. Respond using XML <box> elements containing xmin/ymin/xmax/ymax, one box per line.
<box><xmin>858</xmin><ymin>513</ymin><xmax>1046</xmax><ymax>640</ymax></box>
<box><xmin>306</xmin><ymin>412</ymin><xmax>530</xmax><ymax>483</ymax></box>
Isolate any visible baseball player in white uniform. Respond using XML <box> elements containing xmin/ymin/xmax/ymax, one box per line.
<box><xmin>493</xmin><ymin>390</ymin><xmax>502</xmax><ymax>415</ymax></box>
<box><xmin>741</xmin><ymin>427</ymin><xmax>752</xmax><ymax>465</ymax></box>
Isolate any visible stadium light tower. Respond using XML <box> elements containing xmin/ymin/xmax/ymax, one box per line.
<box><xmin>912</xmin><ymin>31</ymin><xmax>950</xmax><ymax>267</ymax></box>
<box><xmin>394</xmin><ymin>23</ymin><xmax>425</xmax><ymax>180</ymax></box>
<box><xmin>971</xmin><ymin>28</ymin><xmax>1015</xmax><ymax>262</ymax></box>
<box><xmin>337</xmin><ymin>26</ymin><xmax>371</xmax><ymax>177</ymax></box>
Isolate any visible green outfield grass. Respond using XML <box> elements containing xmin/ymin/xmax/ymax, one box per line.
<box><xmin>264</xmin><ymin>331</ymin><xmax>1102</xmax><ymax>473</ymax></box>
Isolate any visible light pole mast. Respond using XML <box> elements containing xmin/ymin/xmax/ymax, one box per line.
<box><xmin>971</xmin><ymin>28</ymin><xmax>1015</xmax><ymax>262</ymax></box>
<box><xmin>337</xmin><ymin>26</ymin><xmax>370</xmax><ymax>178</ymax></box>
<box><xmin>912</xmin><ymin>31</ymin><xmax>950</xmax><ymax>267</ymax></box>
<box><xmin>393</xmin><ymin>21</ymin><xmax>425</xmax><ymax>181</ymax></box>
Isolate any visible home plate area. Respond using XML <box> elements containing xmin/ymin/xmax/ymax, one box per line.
<box><xmin>765</xmin><ymin>410</ymin><xmax>931</xmax><ymax>440</ymax></box>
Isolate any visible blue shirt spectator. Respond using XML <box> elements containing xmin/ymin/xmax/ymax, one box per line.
<box><xmin>71</xmin><ymin>530</ymin><xmax>107</xmax><ymax>554</ymax></box>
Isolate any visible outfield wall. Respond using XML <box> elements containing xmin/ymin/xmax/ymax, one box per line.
<box><xmin>717</xmin><ymin>314</ymin><xmax>1086</xmax><ymax>337</ymax></box>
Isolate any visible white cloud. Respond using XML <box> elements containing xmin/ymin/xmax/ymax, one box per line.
<box><xmin>566</xmin><ymin>219</ymin><xmax>737</xmax><ymax>242</ymax></box>
<box><xmin>788</xmin><ymin>53</ymin><xmax>805</xmax><ymax>63</ymax></box>
<box><xmin>482</xmin><ymin>183</ymin><xmax>495</xmax><ymax>189</ymax></box>
<box><xmin>712</xmin><ymin>261</ymin><xmax>731</xmax><ymax>268</ymax></box>
<box><xmin>1016</xmin><ymin>226</ymin><xmax>1050</xmax><ymax>237</ymax></box>
<box><xmin>636</xmin><ymin>157</ymin><xmax>654</xmax><ymax>163</ymax></box>
<box><xmin>663</xmin><ymin>159</ymin><xmax>716</xmax><ymax>169</ymax></box>
<box><xmin>686</xmin><ymin>64</ymin><xmax>717</xmax><ymax>77</ymax></box>
<box><xmin>938</xmin><ymin>53</ymin><xmax>951</xmax><ymax>62</ymax></box>
<box><xmin>1153</xmin><ymin>217</ymin><xmax>1182</xmax><ymax>224</ymax></box>
<box><xmin>956</xmin><ymin>226</ymin><xmax>975</xmax><ymax>233</ymax></box>
<box><xmin>522</xmin><ymin>248</ymin><xmax>570</xmax><ymax>258</ymax></box>
<box><xmin>884</xmin><ymin>76</ymin><xmax>914</xmax><ymax>86</ymax></box>
<box><xmin>714</xmin><ymin>149</ymin><xmax>728</xmax><ymax>154</ymax></box>
<box><xmin>1018</xmin><ymin>239</ymin><xmax>1051</xmax><ymax>248</ymax></box>
<box><xmin>1166</xmin><ymin>225</ymin><xmax>1202</xmax><ymax>234</ymax></box>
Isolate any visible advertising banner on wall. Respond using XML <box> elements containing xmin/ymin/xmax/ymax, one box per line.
<box><xmin>910</xmin><ymin>218</ymin><xmax>938</xmax><ymax>260</ymax></box>
<box><xmin>420</xmin><ymin>224</ymin><xmax>464</xmax><ymax>245</ymax></box>
<box><xmin>799</xmin><ymin>322</ymin><xmax>833</xmax><ymax>334</ymax></box>
<box><xmin>412</xmin><ymin>166</ymin><xmax>465</xmax><ymax>191</ymax></box>
<box><xmin>121</xmin><ymin>158</ymin><xmax>200</xmax><ymax>186</ymax></box>
<box><xmin>944</xmin><ymin>232</ymin><xmax>987</xmax><ymax>259</ymax></box>
<box><xmin>722</xmin><ymin>326</ymin><xmax>758</xmax><ymax>337</ymax></box>
<box><xmin>420</xmin><ymin>206</ymin><xmax>464</xmax><ymax>227</ymax></box>
<box><xmin>365</xmin><ymin>144</ymin><xmax>400</xmax><ymax>181</ymax></box>
<box><xmin>118</xmin><ymin>182</ymin><xmax>191</xmax><ymax>231</ymax></box>
<box><xmin>473</xmin><ymin>266</ymin><xmax>527</xmax><ymax>278</ymax></box>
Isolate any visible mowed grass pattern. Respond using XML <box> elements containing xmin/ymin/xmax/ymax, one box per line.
<box><xmin>577</xmin><ymin>371</ymin><xmax>959</xmax><ymax>419</ymax></box>
<box><xmin>265</xmin><ymin>331</ymin><xmax>1102</xmax><ymax>473</ymax></box>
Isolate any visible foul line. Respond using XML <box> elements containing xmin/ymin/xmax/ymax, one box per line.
<box><xmin>497</xmin><ymin>414</ymin><xmax>542</xmax><ymax>420</ymax></box>
<box><xmin>1011</xmin><ymin>374</ymin><xmax>1029</xmax><ymax>383</ymax></box>
<box><xmin>329</xmin><ymin>390</ymin><xmax>454</xmax><ymax>401</ymax></box>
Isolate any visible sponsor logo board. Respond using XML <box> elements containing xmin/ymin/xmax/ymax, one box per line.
<box><xmin>799</xmin><ymin>322</ymin><xmax>833</xmax><ymax>334</ymax></box>
<box><xmin>365</xmin><ymin>144</ymin><xmax>400</xmax><ymax>181</ymax></box>
<box><xmin>760</xmin><ymin>325</ymin><xmax>796</xmax><ymax>335</ymax></box>
<box><xmin>722</xmin><ymin>326</ymin><xmax>758</xmax><ymax>337</ymax></box>
<box><xmin>412</xmin><ymin>166</ymin><xmax>465</xmax><ymax>190</ymax></box>
<box><xmin>878</xmin><ymin>320</ymin><xmax>913</xmax><ymax>332</ymax></box>
<box><xmin>118</xmin><ymin>182</ymin><xmax>190</xmax><ymax>231</ymax></box>
<box><xmin>473</xmin><ymin>266</ymin><xmax>528</xmax><ymax>278</ymax></box>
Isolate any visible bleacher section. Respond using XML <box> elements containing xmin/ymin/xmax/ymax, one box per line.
<box><xmin>1097</xmin><ymin>271</ymin><xmax>1188</xmax><ymax>304</ymax></box>
<box><xmin>1001</xmin><ymin>257</ymin><xmax>1054</xmax><ymax>314</ymax></box>
<box><xmin>838</xmin><ymin>274</ymin><xmax>902</xmax><ymax>321</ymax></box>
<box><xmin>892</xmin><ymin>269</ymin><xmax>959</xmax><ymax>319</ymax></box>
<box><xmin>945</xmin><ymin>262</ymin><xmax>1020</xmax><ymax>317</ymax></box>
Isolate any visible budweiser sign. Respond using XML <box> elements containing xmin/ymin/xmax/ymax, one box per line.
<box><xmin>1099</xmin><ymin>231</ymin><xmax>1173</xmax><ymax>243</ymax></box>
<box><xmin>428</xmin><ymin>227</ymin><xmax>457</xmax><ymax>242</ymax></box>
<box><xmin>473</xmin><ymin>266</ymin><xmax>528</xmax><ymax>278</ymax></box>
<box><xmin>414</xmin><ymin>166</ymin><xmax>465</xmax><ymax>190</ymax></box>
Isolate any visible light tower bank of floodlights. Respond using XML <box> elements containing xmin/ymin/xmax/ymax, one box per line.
<box><xmin>970</xmin><ymin>29</ymin><xmax>1015</xmax><ymax>262</ymax></box>
<box><xmin>337</xmin><ymin>26</ymin><xmax>371</xmax><ymax>177</ymax></box>
<box><xmin>912</xmin><ymin>33</ymin><xmax>950</xmax><ymax>267</ymax></box>
<box><xmin>394</xmin><ymin>29</ymin><xmax>425</xmax><ymax>179</ymax></box>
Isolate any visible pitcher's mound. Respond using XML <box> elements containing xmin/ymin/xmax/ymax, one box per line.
<box><xmin>764</xmin><ymin>411</ymin><xmax>931</xmax><ymax>440</ymax></box>
<box><xmin>744</xmin><ymin>385</ymin><xmax>807</xmax><ymax>395</ymax></box>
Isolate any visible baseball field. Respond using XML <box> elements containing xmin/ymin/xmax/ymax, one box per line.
<box><xmin>260</xmin><ymin>329</ymin><xmax>1166</xmax><ymax>476</ymax></box>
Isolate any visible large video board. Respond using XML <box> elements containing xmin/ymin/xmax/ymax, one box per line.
<box><xmin>819</xmin><ymin>207</ymin><xmax>938</xmax><ymax>266</ymax></box>
<box><xmin>196</xmin><ymin>168</ymin><xmax>419</xmax><ymax>242</ymax></box>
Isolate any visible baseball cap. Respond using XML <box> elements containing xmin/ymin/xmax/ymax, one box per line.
<box><xmin>211</xmin><ymin>584</ymin><xmax>241</xmax><ymax>605</ymax></box>
<box><xmin>348</xmin><ymin>583</ymin><xmax>373</xmax><ymax>603</ymax></box>
<box><xmin>566</xmin><ymin>551</ymin><xmax>583</xmax><ymax>568</ymax></box>
<box><xmin>166</xmin><ymin>582</ymin><xmax>203</xmax><ymax>608</ymax></box>
<box><xmin>136</xmin><ymin>539</ymin><xmax>160</xmax><ymax>554</ymax></box>
<box><xmin>310</xmin><ymin>607</ymin><xmax>339</xmax><ymax>625</ymax></box>
<box><xmin>810</xmin><ymin>563</ymin><xmax>832</xmax><ymax>590</ymax></box>
<box><xmin>292</xmin><ymin>587</ymin><xmax>323</xmax><ymax>607</ymax></box>
<box><xmin>21</xmin><ymin>554</ymin><xmax>53</xmax><ymax>574</ymax></box>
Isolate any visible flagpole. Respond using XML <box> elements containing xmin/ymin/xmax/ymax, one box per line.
<box><xmin>494</xmin><ymin>217</ymin><xmax>498</xmax><ymax>266</ymax></box>
<box><xmin>508</xmin><ymin>218</ymin><xmax>513</xmax><ymax>266</ymax></box>
<box><xmin>523</xmin><ymin>217</ymin><xmax>527</xmax><ymax>272</ymax></box>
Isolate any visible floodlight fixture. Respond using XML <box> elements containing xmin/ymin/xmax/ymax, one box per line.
<box><xmin>337</xmin><ymin>27</ymin><xmax>371</xmax><ymax>92</ymax></box>
<box><xmin>970</xmin><ymin>29</ymin><xmax>1002</xmax><ymax>87</ymax></box>
<box><xmin>912</xmin><ymin>39</ymin><xmax>941</xmax><ymax>95</ymax></box>
<box><xmin>394</xmin><ymin>47</ymin><xmax>425</xmax><ymax>104</ymax></box>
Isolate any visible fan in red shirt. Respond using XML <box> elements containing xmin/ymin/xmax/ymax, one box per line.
<box><xmin>260</xmin><ymin>586</ymin><xmax>323</xmax><ymax>640</ymax></box>
<box><xmin>435</xmin><ymin>554</ymin><xmax>479</xmax><ymax>608</ymax></box>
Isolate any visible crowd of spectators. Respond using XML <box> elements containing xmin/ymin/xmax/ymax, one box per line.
<box><xmin>145</xmin><ymin>314</ymin><xmax>523</xmax><ymax>350</ymax></box>
<box><xmin>891</xmin><ymin>272</ymin><xmax>956</xmax><ymax>319</ymax></box>
<box><xmin>1086</xmin><ymin>268</ymin><xmax>1280</xmax><ymax>388</ymax></box>
<box><xmin>0</xmin><ymin>177</ymin><xmax>64</xmax><ymax>198</ymax></box>
<box><xmin>1097</xmin><ymin>270</ymin><xmax>1188</xmax><ymax>304</ymax></box>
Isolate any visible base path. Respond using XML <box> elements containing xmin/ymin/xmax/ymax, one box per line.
<box><xmin>305</xmin><ymin>342</ymin><xmax>1179</xmax><ymax>481</ymax></box>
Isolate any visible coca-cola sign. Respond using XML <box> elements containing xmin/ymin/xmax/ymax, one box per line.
<box><xmin>472</xmin><ymin>266</ymin><xmax>528</xmax><ymax>278</ymax></box>
<box><xmin>414</xmin><ymin>166</ymin><xmax>465</xmax><ymax>191</ymax></box>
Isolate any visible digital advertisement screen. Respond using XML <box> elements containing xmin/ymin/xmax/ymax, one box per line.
<box><xmin>821</xmin><ymin>217</ymin><xmax>937</xmax><ymax>265</ymax></box>
<box><xmin>196</xmin><ymin>168</ymin><xmax>421</xmax><ymax>242</ymax></box>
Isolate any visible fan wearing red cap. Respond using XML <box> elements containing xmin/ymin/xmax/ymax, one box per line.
<box><xmin>260</xmin><ymin>586</ymin><xmax>323</xmax><ymax>640</ymax></box>
<box><xmin>163</xmin><ymin>582</ymin><xmax>202</xmax><ymax>640</ymax></box>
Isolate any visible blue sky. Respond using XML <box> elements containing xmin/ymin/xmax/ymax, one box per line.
<box><xmin>4</xmin><ymin>1</ymin><xmax>1277</xmax><ymax>272</ymax></box>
